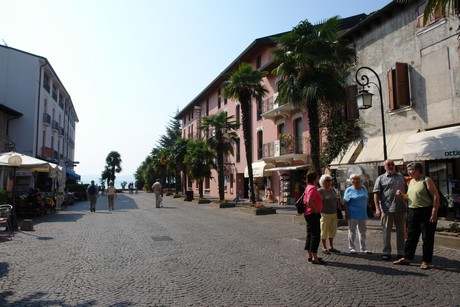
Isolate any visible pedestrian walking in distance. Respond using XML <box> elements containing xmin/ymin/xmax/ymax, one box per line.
<box><xmin>151</xmin><ymin>179</ymin><xmax>162</xmax><ymax>208</ymax></box>
<box><xmin>374</xmin><ymin>159</ymin><xmax>408</xmax><ymax>261</ymax></box>
<box><xmin>106</xmin><ymin>181</ymin><xmax>117</xmax><ymax>211</ymax></box>
<box><xmin>87</xmin><ymin>180</ymin><xmax>98</xmax><ymax>212</ymax></box>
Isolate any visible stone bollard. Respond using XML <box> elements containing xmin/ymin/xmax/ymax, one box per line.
<box><xmin>20</xmin><ymin>219</ymin><xmax>34</xmax><ymax>231</ymax></box>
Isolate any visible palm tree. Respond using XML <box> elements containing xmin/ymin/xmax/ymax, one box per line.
<box><xmin>200</xmin><ymin>111</ymin><xmax>240</xmax><ymax>201</ymax></box>
<box><xmin>223</xmin><ymin>63</ymin><xmax>268</xmax><ymax>204</ymax></box>
<box><xmin>184</xmin><ymin>139</ymin><xmax>215</xmax><ymax>198</ymax></box>
<box><xmin>171</xmin><ymin>138</ymin><xmax>189</xmax><ymax>193</ymax></box>
<box><xmin>103</xmin><ymin>151</ymin><xmax>122</xmax><ymax>184</ymax></box>
<box><xmin>273</xmin><ymin>16</ymin><xmax>355</xmax><ymax>175</ymax></box>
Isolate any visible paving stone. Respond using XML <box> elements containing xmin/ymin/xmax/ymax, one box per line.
<box><xmin>0</xmin><ymin>193</ymin><xmax>459</xmax><ymax>306</ymax></box>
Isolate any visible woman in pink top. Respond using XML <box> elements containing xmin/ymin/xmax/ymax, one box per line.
<box><xmin>303</xmin><ymin>171</ymin><xmax>325</xmax><ymax>265</ymax></box>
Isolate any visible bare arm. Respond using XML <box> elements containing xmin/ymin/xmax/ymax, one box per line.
<box><xmin>374</xmin><ymin>193</ymin><xmax>381</xmax><ymax>218</ymax></box>
<box><xmin>426</xmin><ymin>177</ymin><xmax>440</xmax><ymax>223</ymax></box>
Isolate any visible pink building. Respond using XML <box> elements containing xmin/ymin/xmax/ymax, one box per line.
<box><xmin>176</xmin><ymin>15</ymin><xmax>365</xmax><ymax>203</ymax></box>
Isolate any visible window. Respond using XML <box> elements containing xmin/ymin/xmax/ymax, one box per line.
<box><xmin>257</xmin><ymin>130</ymin><xmax>263</xmax><ymax>159</ymax></box>
<box><xmin>256</xmin><ymin>55</ymin><xmax>262</xmax><ymax>69</ymax></box>
<box><xmin>235</xmin><ymin>105</ymin><xmax>240</xmax><ymax>124</ymax></box>
<box><xmin>387</xmin><ymin>62</ymin><xmax>410</xmax><ymax>111</ymax></box>
<box><xmin>43</xmin><ymin>74</ymin><xmax>50</xmax><ymax>93</ymax></box>
<box><xmin>236</xmin><ymin>139</ymin><xmax>241</xmax><ymax>163</ymax></box>
<box><xmin>277</xmin><ymin>123</ymin><xmax>285</xmax><ymax>136</ymax></box>
<box><xmin>257</xmin><ymin>100</ymin><xmax>263</xmax><ymax>121</ymax></box>
<box><xmin>205</xmin><ymin>177</ymin><xmax>210</xmax><ymax>190</ymax></box>
<box><xmin>206</xmin><ymin>99</ymin><xmax>209</xmax><ymax>116</ymax></box>
<box><xmin>294</xmin><ymin>118</ymin><xmax>302</xmax><ymax>154</ymax></box>
<box><xmin>417</xmin><ymin>2</ymin><xmax>444</xmax><ymax>28</ymax></box>
<box><xmin>217</xmin><ymin>89</ymin><xmax>221</xmax><ymax>109</ymax></box>
<box><xmin>346</xmin><ymin>85</ymin><xmax>359</xmax><ymax>120</ymax></box>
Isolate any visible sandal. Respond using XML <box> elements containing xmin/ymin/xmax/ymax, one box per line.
<box><xmin>420</xmin><ymin>262</ymin><xmax>430</xmax><ymax>270</ymax></box>
<box><xmin>393</xmin><ymin>258</ymin><xmax>411</xmax><ymax>265</ymax></box>
<box><xmin>311</xmin><ymin>259</ymin><xmax>327</xmax><ymax>265</ymax></box>
<box><xmin>308</xmin><ymin>257</ymin><xmax>323</xmax><ymax>262</ymax></box>
<box><xmin>322</xmin><ymin>249</ymin><xmax>331</xmax><ymax>254</ymax></box>
<box><xmin>328</xmin><ymin>248</ymin><xmax>341</xmax><ymax>253</ymax></box>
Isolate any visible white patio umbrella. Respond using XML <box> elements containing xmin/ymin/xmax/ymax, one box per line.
<box><xmin>0</xmin><ymin>152</ymin><xmax>52</xmax><ymax>172</ymax></box>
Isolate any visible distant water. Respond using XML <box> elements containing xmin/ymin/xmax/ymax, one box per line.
<box><xmin>80</xmin><ymin>174</ymin><xmax>136</xmax><ymax>189</ymax></box>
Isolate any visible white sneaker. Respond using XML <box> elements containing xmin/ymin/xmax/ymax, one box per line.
<box><xmin>362</xmin><ymin>250</ymin><xmax>372</xmax><ymax>254</ymax></box>
<box><xmin>350</xmin><ymin>249</ymin><xmax>357</xmax><ymax>254</ymax></box>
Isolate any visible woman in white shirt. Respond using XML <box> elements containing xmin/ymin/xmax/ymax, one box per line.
<box><xmin>106</xmin><ymin>181</ymin><xmax>117</xmax><ymax>211</ymax></box>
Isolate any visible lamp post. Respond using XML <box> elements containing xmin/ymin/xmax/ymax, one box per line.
<box><xmin>8</xmin><ymin>154</ymin><xmax>22</xmax><ymax>231</ymax></box>
<box><xmin>355</xmin><ymin>66</ymin><xmax>388</xmax><ymax>161</ymax></box>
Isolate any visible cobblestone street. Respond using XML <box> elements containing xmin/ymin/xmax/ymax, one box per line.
<box><xmin>1</xmin><ymin>192</ymin><xmax>459</xmax><ymax>306</ymax></box>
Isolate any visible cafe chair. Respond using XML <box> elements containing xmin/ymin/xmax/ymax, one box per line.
<box><xmin>0</xmin><ymin>204</ymin><xmax>13</xmax><ymax>238</ymax></box>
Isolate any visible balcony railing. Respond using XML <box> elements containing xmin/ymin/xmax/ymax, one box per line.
<box><xmin>42</xmin><ymin>113</ymin><xmax>51</xmax><ymax>125</ymax></box>
<box><xmin>262</xmin><ymin>136</ymin><xmax>310</xmax><ymax>158</ymax></box>
<box><xmin>52</xmin><ymin>120</ymin><xmax>59</xmax><ymax>131</ymax></box>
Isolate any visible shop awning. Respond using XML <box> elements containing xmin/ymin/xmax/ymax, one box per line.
<box><xmin>266</xmin><ymin>164</ymin><xmax>309</xmax><ymax>172</ymax></box>
<box><xmin>66</xmin><ymin>168</ymin><xmax>81</xmax><ymax>181</ymax></box>
<box><xmin>354</xmin><ymin>130</ymin><xmax>417</xmax><ymax>165</ymax></box>
<box><xmin>329</xmin><ymin>140</ymin><xmax>362</xmax><ymax>169</ymax></box>
<box><xmin>403</xmin><ymin>126</ymin><xmax>460</xmax><ymax>161</ymax></box>
<box><xmin>244</xmin><ymin>161</ymin><xmax>273</xmax><ymax>178</ymax></box>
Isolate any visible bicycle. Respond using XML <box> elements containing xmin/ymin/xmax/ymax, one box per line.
<box><xmin>233</xmin><ymin>193</ymin><xmax>244</xmax><ymax>206</ymax></box>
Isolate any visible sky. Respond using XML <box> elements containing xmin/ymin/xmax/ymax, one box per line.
<box><xmin>0</xmin><ymin>0</ymin><xmax>391</xmax><ymax>185</ymax></box>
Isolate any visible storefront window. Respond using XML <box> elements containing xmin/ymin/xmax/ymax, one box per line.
<box><xmin>427</xmin><ymin>161</ymin><xmax>453</xmax><ymax>195</ymax></box>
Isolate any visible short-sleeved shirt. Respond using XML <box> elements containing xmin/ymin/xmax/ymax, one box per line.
<box><xmin>373</xmin><ymin>172</ymin><xmax>407</xmax><ymax>213</ymax></box>
<box><xmin>318</xmin><ymin>188</ymin><xmax>337</xmax><ymax>214</ymax></box>
<box><xmin>343</xmin><ymin>186</ymin><xmax>368</xmax><ymax>219</ymax></box>
<box><xmin>303</xmin><ymin>184</ymin><xmax>322</xmax><ymax>216</ymax></box>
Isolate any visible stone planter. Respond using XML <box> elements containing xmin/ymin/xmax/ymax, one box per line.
<box><xmin>173</xmin><ymin>194</ymin><xmax>182</xmax><ymax>198</ymax></box>
<box><xmin>197</xmin><ymin>199</ymin><xmax>211</xmax><ymax>204</ymax></box>
<box><xmin>254</xmin><ymin>207</ymin><xmax>276</xmax><ymax>215</ymax></box>
<box><xmin>219</xmin><ymin>202</ymin><xmax>236</xmax><ymax>208</ymax></box>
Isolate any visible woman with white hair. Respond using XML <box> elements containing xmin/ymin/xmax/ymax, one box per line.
<box><xmin>343</xmin><ymin>173</ymin><xmax>371</xmax><ymax>254</ymax></box>
<box><xmin>318</xmin><ymin>174</ymin><xmax>341</xmax><ymax>254</ymax></box>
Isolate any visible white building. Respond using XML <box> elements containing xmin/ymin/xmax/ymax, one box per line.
<box><xmin>0</xmin><ymin>45</ymin><xmax>78</xmax><ymax>168</ymax></box>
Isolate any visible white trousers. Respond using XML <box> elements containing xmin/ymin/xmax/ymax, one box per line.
<box><xmin>348</xmin><ymin>219</ymin><xmax>367</xmax><ymax>251</ymax></box>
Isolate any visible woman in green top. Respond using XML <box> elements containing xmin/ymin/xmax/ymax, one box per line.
<box><xmin>394</xmin><ymin>162</ymin><xmax>440</xmax><ymax>270</ymax></box>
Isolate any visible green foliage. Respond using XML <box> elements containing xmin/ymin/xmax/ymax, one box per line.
<box><xmin>200</xmin><ymin>111</ymin><xmax>240</xmax><ymax>201</ymax></box>
<box><xmin>102</xmin><ymin>151</ymin><xmax>122</xmax><ymax>184</ymax></box>
<box><xmin>273</xmin><ymin>16</ymin><xmax>356</xmax><ymax>174</ymax></box>
<box><xmin>223</xmin><ymin>62</ymin><xmax>268</xmax><ymax>204</ymax></box>
<box><xmin>320</xmin><ymin>107</ymin><xmax>361</xmax><ymax>168</ymax></box>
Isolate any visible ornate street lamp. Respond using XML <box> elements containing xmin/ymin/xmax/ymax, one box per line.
<box><xmin>355</xmin><ymin>66</ymin><xmax>388</xmax><ymax>161</ymax></box>
<box><xmin>8</xmin><ymin>154</ymin><xmax>22</xmax><ymax>231</ymax></box>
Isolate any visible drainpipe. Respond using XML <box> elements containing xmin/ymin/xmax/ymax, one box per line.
<box><xmin>35</xmin><ymin>60</ymin><xmax>48</xmax><ymax>157</ymax></box>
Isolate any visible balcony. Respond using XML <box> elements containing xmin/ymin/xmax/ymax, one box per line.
<box><xmin>59</xmin><ymin>127</ymin><xmax>65</xmax><ymax>136</ymax></box>
<box><xmin>43</xmin><ymin>80</ymin><xmax>50</xmax><ymax>93</ymax></box>
<box><xmin>42</xmin><ymin>113</ymin><xmax>51</xmax><ymax>125</ymax></box>
<box><xmin>52</xmin><ymin>120</ymin><xmax>59</xmax><ymax>131</ymax></box>
<box><xmin>260</xmin><ymin>93</ymin><xmax>297</xmax><ymax>121</ymax></box>
<box><xmin>262</xmin><ymin>136</ymin><xmax>311</xmax><ymax>164</ymax></box>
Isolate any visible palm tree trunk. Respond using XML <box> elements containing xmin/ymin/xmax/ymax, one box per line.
<box><xmin>308</xmin><ymin>99</ymin><xmax>321</xmax><ymax>175</ymax></box>
<box><xmin>241</xmin><ymin>98</ymin><xmax>256</xmax><ymax>204</ymax></box>
<box><xmin>199</xmin><ymin>178</ymin><xmax>204</xmax><ymax>198</ymax></box>
<box><xmin>217</xmin><ymin>150</ymin><xmax>225</xmax><ymax>201</ymax></box>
